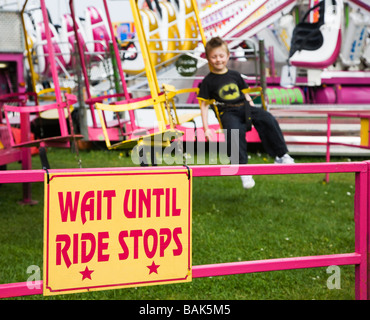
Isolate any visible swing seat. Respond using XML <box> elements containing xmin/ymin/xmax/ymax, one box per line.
<box><xmin>177</xmin><ymin>112</ymin><xmax>200</xmax><ymax>125</ymax></box>
<box><xmin>35</xmin><ymin>21</ymin><xmax>70</xmax><ymax>76</ymax></box>
<box><xmin>288</xmin><ymin>0</ymin><xmax>343</xmax><ymax>69</ymax></box>
<box><xmin>198</xmin><ymin>87</ymin><xmax>265</xmax><ymax>143</ymax></box>
<box><xmin>9</xmin><ymin>134</ymin><xmax>82</xmax><ymax>148</ymax></box>
<box><xmin>36</xmin><ymin>87</ymin><xmax>75</xmax><ymax>119</ymax></box>
<box><xmin>84</xmin><ymin>6</ymin><xmax>111</xmax><ymax>58</ymax></box>
<box><xmin>95</xmin><ymin>85</ymin><xmax>199</xmax><ymax>150</ymax></box>
<box><xmin>60</xmin><ymin>13</ymin><xmax>88</xmax><ymax>68</ymax></box>
<box><xmin>241</xmin><ymin>87</ymin><xmax>267</xmax><ymax>110</ymax></box>
<box><xmin>3</xmin><ymin>93</ymin><xmax>83</xmax><ymax>149</ymax></box>
<box><xmin>204</xmin><ymin>86</ymin><xmax>267</xmax><ymax>132</ymax></box>
<box><xmin>105</xmin><ymin>128</ymin><xmax>184</xmax><ymax>150</ymax></box>
<box><xmin>165</xmin><ymin>85</ymin><xmax>201</xmax><ymax>126</ymax></box>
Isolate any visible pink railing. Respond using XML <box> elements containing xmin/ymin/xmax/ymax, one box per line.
<box><xmin>0</xmin><ymin>162</ymin><xmax>368</xmax><ymax>299</ymax></box>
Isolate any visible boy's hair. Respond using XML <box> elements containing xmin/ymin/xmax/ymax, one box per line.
<box><xmin>205</xmin><ymin>36</ymin><xmax>229</xmax><ymax>58</ymax></box>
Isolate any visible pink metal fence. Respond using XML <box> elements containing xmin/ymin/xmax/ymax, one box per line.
<box><xmin>0</xmin><ymin>162</ymin><xmax>368</xmax><ymax>299</ymax></box>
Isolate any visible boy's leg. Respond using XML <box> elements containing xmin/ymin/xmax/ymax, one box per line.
<box><xmin>251</xmin><ymin>107</ymin><xmax>288</xmax><ymax>158</ymax></box>
<box><xmin>221</xmin><ymin>109</ymin><xmax>255</xmax><ymax>189</ymax></box>
<box><xmin>220</xmin><ymin>109</ymin><xmax>248</xmax><ymax>164</ymax></box>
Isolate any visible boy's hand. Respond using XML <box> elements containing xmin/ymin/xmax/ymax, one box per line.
<box><xmin>204</xmin><ymin>128</ymin><xmax>214</xmax><ymax>141</ymax></box>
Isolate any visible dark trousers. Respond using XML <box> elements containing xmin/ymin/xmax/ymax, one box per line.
<box><xmin>220</xmin><ymin>105</ymin><xmax>288</xmax><ymax>164</ymax></box>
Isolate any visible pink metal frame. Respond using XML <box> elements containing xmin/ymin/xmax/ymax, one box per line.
<box><xmin>349</xmin><ymin>0</ymin><xmax>370</xmax><ymax>12</ymax></box>
<box><xmin>69</xmin><ymin>0</ymin><xmax>136</xmax><ymax>132</ymax></box>
<box><xmin>226</xmin><ymin>0</ymin><xmax>297</xmax><ymax>39</ymax></box>
<box><xmin>0</xmin><ymin>161</ymin><xmax>368</xmax><ymax>299</ymax></box>
<box><xmin>38</xmin><ymin>0</ymin><xmax>68</xmax><ymax>137</ymax></box>
<box><xmin>1</xmin><ymin>0</ymin><xmax>73</xmax><ymax>151</ymax></box>
<box><xmin>0</xmin><ymin>89</ymin><xmax>36</xmax><ymax>204</ymax></box>
<box><xmin>3</xmin><ymin>98</ymin><xmax>76</xmax><ymax>149</ymax></box>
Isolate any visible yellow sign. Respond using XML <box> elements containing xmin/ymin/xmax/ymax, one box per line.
<box><xmin>43</xmin><ymin>168</ymin><xmax>192</xmax><ymax>296</ymax></box>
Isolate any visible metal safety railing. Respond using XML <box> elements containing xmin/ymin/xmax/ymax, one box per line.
<box><xmin>0</xmin><ymin>161</ymin><xmax>368</xmax><ymax>299</ymax></box>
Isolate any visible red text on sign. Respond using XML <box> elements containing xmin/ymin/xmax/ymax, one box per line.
<box><xmin>118</xmin><ymin>227</ymin><xmax>183</xmax><ymax>260</ymax></box>
<box><xmin>56</xmin><ymin>232</ymin><xmax>110</xmax><ymax>268</ymax></box>
<box><xmin>58</xmin><ymin>190</ymin><xmax>116</xmax><ymax>224</ymax></box>
<box><xmin>123</xmin><ymin>188</ymin><xmax>181</xmax><ymax>218</ymax></box>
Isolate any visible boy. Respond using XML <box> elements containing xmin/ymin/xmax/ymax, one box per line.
<box><xmin>198</xmin><ymin>37</ymin><xmax>294</xmax><ymax>189</ymax></box>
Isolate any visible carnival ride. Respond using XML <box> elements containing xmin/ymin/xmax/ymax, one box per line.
<box><xmin>289</xmin><ymin>0</ymin><xmax>343</xmax><ymax>69</ymax></box>
<box><xmin>114</xmin><ymin>0</ymin><xmax>370</xmax><ymax>109</ymax></box>
<box><xmin>189</xmin><ymin>0</ymin><xmax>370</xmax><ymax>156</ymax></box>
<box><xmin>18</xmin><ymin>0</ymin><xmax>370</xmax><ymax>107</ymax></box>
<box><xmin>94</xmin><ymin>0</ymin><xmax>204</xmax><ymax>157</ymax></box>
<box><xmin>0</xmin><ymin>0</ymin><xmax>204</xmax><ymax>165</ymax></box>
<box><xmin>2</xmin><ymin>0</ymin><xmax>83</xmax><ymax>154</ymax></box>
<box><xmin>0</xmin><ymin>4</ymin><xmax>82</xmax><ymax>204</ymax></box>
<box><xmin>0</xmin><ymin>9</ymin><xmax>38</xmax><ymax>204</ymax></box>
<box><xmin>196</xmin><ymin>0</ymin><xmax>370</xmax><ymax>104</ymax></box>
<box><xmin>16</xmin><ymin>0</ymin><xmax>201</xmax><ymax>149</ymax></box>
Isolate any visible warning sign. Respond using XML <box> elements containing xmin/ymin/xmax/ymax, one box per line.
<box><xmin>43</xmin><ymin>168</ymin><xmax>192</xmax><ymax>296</ymax></box>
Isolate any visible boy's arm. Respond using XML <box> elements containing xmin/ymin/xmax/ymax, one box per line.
<box><xmin>199</xmin><ymin>100</ymin><xmax>214</xmax><ymax>141</ymax></box>
<box><xmin>244</xmin><ymin>93</ymin><xmax>255</xmax><ymax>107</ymax></box>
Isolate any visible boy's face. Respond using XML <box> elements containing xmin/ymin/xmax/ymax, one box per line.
<box><xmin>207</xmin><ymin>45</ymin><xmax>229</xmax><ymax>74</ymax></box>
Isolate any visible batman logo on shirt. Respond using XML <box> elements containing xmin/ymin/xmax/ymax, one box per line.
<box><xmin>219</xmin><ymin>83</ymin><xmax>240</xmax><ymax>100</ymax></box>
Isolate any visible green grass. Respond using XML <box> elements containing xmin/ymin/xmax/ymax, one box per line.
<box><xmin>0</xmin><ymin>146</ymin><xmax>363</xmax><ymax>300</ymax></box>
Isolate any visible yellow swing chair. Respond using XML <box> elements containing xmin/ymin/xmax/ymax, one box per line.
<box><xmin>94</xmin><ymin>0</ymin><xmax>202</xmax><ymax>152</ymax></box>
<box><xmin>95</xmin><ymin>84</ymin><xmax>199</xmax><ymax>150</ymax></box>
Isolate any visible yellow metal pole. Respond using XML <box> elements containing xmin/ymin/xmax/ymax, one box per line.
<box><xmin>360</xmin><ymin>118</ymin><xmax>370</xmax><ymax>147</ymax></box>
<box><xmin>129</xmin><ymin>0</ymin><xmax>166</xmax><ymax>131</ymax></box>
<box><xmin>21</xmin><ymin>0</ymin><xmax>37</xmax><ymax>94</ymax></box>
<box><xmin>96</xmin><ymin>108</ymin><xmax>112</xmax><ymax>149</ymax></box>
<box><xmin>190</xmin><ymin>0</ymin><xmax>207</xmax><ymax>47</ymax></box>
<box><xmin>190</xmin><ymin>0</ymin><xmax>214</xmax><ymax>75</ymax></box>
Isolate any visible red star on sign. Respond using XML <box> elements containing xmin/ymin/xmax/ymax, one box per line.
<box><xmin>147</xmin><ymin>261</ymin><xmax>160</xmax><ymax>275</ymax></box>
<box><xmin>80</xmin><ymin>266</ymin><xmax>94</xmax><ymax>280</ymax></box>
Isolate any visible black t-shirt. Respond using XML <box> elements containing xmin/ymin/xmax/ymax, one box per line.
<box><xmin>197</xmin><ymin>69</ymin><xmax>249</xmax><ymax>111</ymax></box>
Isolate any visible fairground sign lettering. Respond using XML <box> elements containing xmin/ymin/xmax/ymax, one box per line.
<box><xmin>175</xmin><ymin>54</ymin><xmax>198</xmax><ymax>77</ymax></box>
<box><xmin>43</xmin><ymin>168</ymin><xmax>192</xmax><ymax>296</ymax></box>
